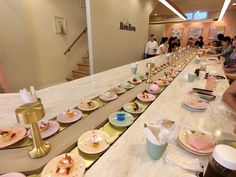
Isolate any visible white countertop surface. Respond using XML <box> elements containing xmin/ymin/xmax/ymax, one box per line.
<box><xmin>83</xmin><ymin>56</ymin><xmax>236</xmax><ymax>177</ymax></box>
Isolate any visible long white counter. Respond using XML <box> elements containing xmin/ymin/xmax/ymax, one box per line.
<box><xmin>83</xmin><ymin>57</ymin><xmax>235</xmax><ymax>177</ymax></box>
<box><xmin>1</xmin><ymin>53</ymin><xmax>235</xmax><ymax>177</ymax></box>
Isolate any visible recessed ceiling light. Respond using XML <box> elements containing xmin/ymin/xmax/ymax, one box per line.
<box><xmin>196</xmin><ymin>11</ymin><xmax>200</xmax><ymax>13</ymax></box>
<box><xmin>218</xmin><ymin>0</ymin><xmax>231</xmax><ymax>21</ymax></box>
<box><xmin>154</xmin><ymin>13</ymin><xmax>158</xmax><ymax>16</ymax></box>
<box><xmin>159</xmin><ymin>0</ymin><xmax>187</xmax><ymax>20</ymax></box>
<box><xmin>233</xmin><ymin>2</ymin><xmax>236</xmax><ymax>5</ymax></box>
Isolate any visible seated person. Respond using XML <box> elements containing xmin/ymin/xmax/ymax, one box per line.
<box><xmin>195</xmin><ymin>36</ymin><xmax>204</xmax><ymax>48</ymax></box>
<box><xmin>186</xmin><ymin>37</ymin><xmax>194</xmax><ymax>47</ymax></box>
<box><xmin>223</xmin><ymin>82</ymin><xmax>236</xmax><ymax>134</ymax></box>
<box><xmin>223</xmin><ymin>81</ymin><xmax>236</xmax><ymax>112</ymax></box>
<box><xmin>224</xmin><ymin>38</ymin><xmax>236</xmax><ymax>76</ymax></box>
<box><xmin>176</xmin><ymin>39</ymin><xmax>181</xmax><ymax>47</ymax></box>
<box><xmin>145</xmin><ymin>34</ymin><xmax>158</xmax><ymax>59</ymax></box>
<box><xmin>209</xmin><ymin>36</ymin><xmax>233</xmax><ymax>66</ymax></box>
<box><xmin>214</xmin><ymin>33</ymin><xmax>224</xmax><ymax>53</ymax></box>
<box><xmin>156</xmin><ymin>37</ymin><xmax>169</xmax><ymax>55</ymax></box>
<box><xmin>168</xmin><ymin>37</ymin><xmax>178</xmax><ymax>53</ymax></box>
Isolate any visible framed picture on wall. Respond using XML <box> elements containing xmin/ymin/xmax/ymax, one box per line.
<box><xmin>208</xmin><ymin>26</ymin><xmax>225</xmax><ymax>40</ymax></box>
<box><xmin>188</xmin><ymin>27</ymin><xmax>203</xmax><ymax>39</ymax></box>
<box><xmin>170</xmin><ymin>28</ymin><xmax>184</xmax><ymax>39</ymax></box>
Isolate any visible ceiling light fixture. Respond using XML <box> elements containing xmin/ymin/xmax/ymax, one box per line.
<box><xmin>159</xmin><ymin>0</ymin><xmax>187</xmax><ymax>20</ymax></box>
<box><xmin>154</xmin><ymin>13</ymin><xmax>158</xmax><ymax>16</ymax></box>
<box><xmin>232</xmin><ymin>2</ymin><xmax>236</xmax><ymax>5</ymax></box>
<box><xmin>218</xmin><ymin>0</ymin><xmax>231</xmax><ymax>21</ymax></box>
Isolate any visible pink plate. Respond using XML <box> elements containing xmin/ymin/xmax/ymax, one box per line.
<box><xmin>137</xmin><ymin>92</ymin><xmax>156</xmax><ymax>102</ymax></box>
<box><xmin>129</xmin><ymin>78</ymin><xmax>142</xmax><ymax>84</ymax></box>
<box><xmin>0</xmin><ymin>172</ymin><xmax>26</xmax><ymax>177</ymax></box>
<box><xmin>99</xmin><ymin>92</ymin><xmax>118</xmax><ymax>102</ymax></box>
<box><xmin>57</xmin><ymin>109</ymin><xmax>82</xmax><ymax>124</ymax></box>
<box><xmin>184</xmin><ymin>98</ymin><xmax>207</xmax><ymax>110</ymax></box>
<box><xmin>0</xmin><ymin>126</ymin><xmax>26</xmax><ymax>149</ymax></box>
<box><xmin>28</xmin><ymin>120</ymin><xmax>60</xmax><ymax>139</ymax></box>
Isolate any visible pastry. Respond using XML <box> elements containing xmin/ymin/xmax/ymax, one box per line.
<box><xmin>104</xmin><ymin>92</ymin><xmax>113</xmax><ymax>99</ymax></box>
<box><xmin>142</xmin><ymin>92</ymin><xmax>149</xmax><ymax>99</ymax></box>
<box><xmin>132</xmin><ymin>78</ymin><xmax>137</xmax><ymax>82</ymax></box>
<box><xmin>0</xmin><ymin>129</ymin><xmax>16</xmax><ymax>142</ymax></box>
<box><xmin>65</xmin><ymin>109</ymin><xmax>74</xmax><ymax>117</ymax></box>
<box><xmin>87</xmin><ymin>101</ymin><xmax>94</xmax><ymax>108</ymax></box>
<box><xmin>56</xmin><ymin>154</ymin><xmax>74</xmax><ymax>176</ymax></box>
<box><xmin>91</xmin><ymin>133</ymin><xmax>99</xmax><ymax>146</ymax></box>
<box><xmin>149</xmin><ymin>84</ymin><xmax>160</xmax><ymax>92</ymax></box>
<box><xmin>39</xmin><ymin>121</ymin><xmax>50</xmax><ymax>131</ymax></box>
<box><xmin>132</xmin><ymin>102</ymin><xmax>140</xmax><ymax>111</ymax></box>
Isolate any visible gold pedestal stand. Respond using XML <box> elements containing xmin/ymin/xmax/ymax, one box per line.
<box><xmin>15</xmin><ymin>101</ymin><xmax>50</xmax><ymax>158</ymax></box>
<box><xmin>146</xmin><ymin>63</ymin><xmax>155</xmax><ymax>84</ymax></box>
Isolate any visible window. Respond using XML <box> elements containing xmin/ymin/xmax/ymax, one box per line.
<box><xmin>185</xmin><ymin>11</ymin><xmax>208</xmax><ymax>20</ymax></box>
<box><xmin>185</xmin><ymin>13</ymin><xmax>193</xmax><ymax>20</ymax></box>
<box><xmin>194</xmin><ymin>12</ymin><xmax>208</xmax><ymax>20</ymax></box>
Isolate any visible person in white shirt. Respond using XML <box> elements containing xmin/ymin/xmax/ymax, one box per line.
<box><xmin>156</xmin><ymin>37</ymin><xmax>169</xmax><ymax>55</ymax></box>
<box><xmin>145</xmin><ymin>34</ymin><xmax>158</xmax><ymax>58</ymax></box>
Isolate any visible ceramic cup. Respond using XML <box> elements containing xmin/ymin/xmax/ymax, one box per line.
<box><xmin>188</xmin><ymin>72</ymin><xmax>196</xmax><ymax>82</ymax></box>
<box><xmin>195</xmin><ymin>57</ymin><xmax>201</xmax><ymax>64</ymax></box>
<box><xmin>199</xmin><ymin>71</ymin><xmax>206</xmax><ymax>80</ymax></box>
<box><xmin>131</xmin><ymin>64</ymin><xmax>138</xmax><ymax>75</ymax></box>
<box><xmin>116</xmin><ymin>113</ymin><xmax>125</xmax><ymax>121</ymax></box>
<box><xmin>146</xmin><ymin>139</ymin><xmax>167</xmax><ymax>160</ymax></box>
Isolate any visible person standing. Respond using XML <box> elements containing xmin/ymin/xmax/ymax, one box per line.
<box><xmin>145</xmin><ymin>34</ymin><xmax>158</xmax><ymax>58</ymax></box>
<box><xmin>156</xmin><ymin>37</ymin><xmax>169</xmax><ymax>55</ymax></box>
<box><xmin>195</xmin><ymin>36</ymin><xmax>204</xmax><ymax>48</ymax></box>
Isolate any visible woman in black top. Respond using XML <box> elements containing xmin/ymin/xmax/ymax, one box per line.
<box><xmin>195</xmin><ymin>36</ymin><xmax>204</xmax><ymax>48</ymax></box>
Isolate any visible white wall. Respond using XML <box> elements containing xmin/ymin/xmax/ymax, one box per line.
<box><xmin>89</xmin><ymin>0</ymin><xmax>156</xmax><ymax>73</ymax></box>
<box><xmin>23</xmin><ymin>0</ymin><xmax>88</xmax><ymax>88</ymax></box>
<box><xmin>148</xmin><ymin>24</ymin><xmax>166</xmax><ymax>44</ymax></box>
<box><xmin>0</xmin><ymin>0</ymin><xmax>39</xmax><ymax>92</ymax></box>
<box><xmin>0</xmin><ymin>0</ymin><xmax>88</xmax><ymax>92</ymax></box>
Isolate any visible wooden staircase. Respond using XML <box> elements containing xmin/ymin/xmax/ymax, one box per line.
<box><xmin>66</xmin><ymin>56</ymin><xmax>90</xmax><ymax>81</ymax></box>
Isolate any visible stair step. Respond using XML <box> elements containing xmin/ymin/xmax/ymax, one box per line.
<box><xmin>82</xmin><ymin>57</ymin><xmax>89</xmax><ymax>64</ymax></box>
<box><xmin>72</xmin><ymin>70</ymin><xmax>89</xmax><ymax>78</ymax></box>
<box><xmin>66</xmin><ymin>76</ymin><xmax>79</xmax><ymax>81</ymax></box>
<box><xmin>77</xmin><ymin>63</ymin><xmax>90</xmax><ymax>73</ymax></box>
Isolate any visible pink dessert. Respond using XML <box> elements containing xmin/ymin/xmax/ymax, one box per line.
<box><xmin>186</xmin><ymin>132</ymin><xmax>215</xmax><ymax>151</ymax></box>
<box><xmin>149</xmin><ymin>84</ymin><xmax>160</xmax><ymax>92</ymax></box>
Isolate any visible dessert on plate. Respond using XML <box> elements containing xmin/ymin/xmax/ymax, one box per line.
<box><xmin>0</xmin><ymin>129</ymin><xmax>16</xmax><ymax>142</ymax></box>
<box><xmin>55</xmin><ymin>154</ymin><xmax>74</xmax><ymax>176</ymax></box>
<box><xmin>65</xmin><ymin>109</ymin><xmax>74</xmax><ymax>117</ymax></box>
<box><xmin>39</xmin><ymin>120</ymin><xmax>50</xmax><ymax>131</ymax></box>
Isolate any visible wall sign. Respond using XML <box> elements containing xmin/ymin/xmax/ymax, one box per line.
<box><xmin>208</xmin><ymin>26</ymin><xmax>225</xmax><ymax>40</ymax></box>
<box><xmin>170</xmin><ymin>28</ymin><xmax>184</xmax><ymax>39</ymax></box>
<box><xmin>119</xmin><ymin>19</ymin><xmax>136</xmax><ymax>31</ymax></box>
<box><xmin>188</xmin><ymin>27</ymin><xmax>203</xmax><ymax>39</ymax></box>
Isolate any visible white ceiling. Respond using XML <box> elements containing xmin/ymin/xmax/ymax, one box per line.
<box><xmin>150</xmin><ymin>0</ymin><xmax>236</xmax><ymax>20</ymax></box>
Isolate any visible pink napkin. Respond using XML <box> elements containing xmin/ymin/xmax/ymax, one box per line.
<box><xmin>186</xmin><ymin>133</ymin><xmax>215</xmax><ymax>150</ymax></box>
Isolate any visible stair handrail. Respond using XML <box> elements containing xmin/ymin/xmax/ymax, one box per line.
<box><xmin>64</xmin><ymin>27</ymin><xmax>87</xmax><ymax>55</ymax></box>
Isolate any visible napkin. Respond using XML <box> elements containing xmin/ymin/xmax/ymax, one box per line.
<box><xmin>19</xmin><ymin>86</ymin><xmax>38</xmax><ymax>103</ymax></box>
<box><xmin>165</xmin><ymin>145</ymin><xmax>203</xmax><ymax>172</ymax></box>
<box><xmin>143</xmin><ymin>123</ymin><xmax>175</xmax><ymax>145</ymax></box>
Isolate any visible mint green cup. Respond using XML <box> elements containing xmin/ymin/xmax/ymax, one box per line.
<box><xmin>146</xmin><ymin>139</ymin><xmax>167</xmax><ymax>160</ymax></box>
<box><xmin>195</xmin><ymin>58</ymin><xmax>201</xmax><ymax>64</ymax></box>
<box><xmin>131</xmin><ymin>66</ymin><xmax>137</xmax><ymax>74</ymax></box>
<box><xmin>188</xmin><ymin>72</ymin><xmax>196</xmax><ymax>82</ymax></box>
